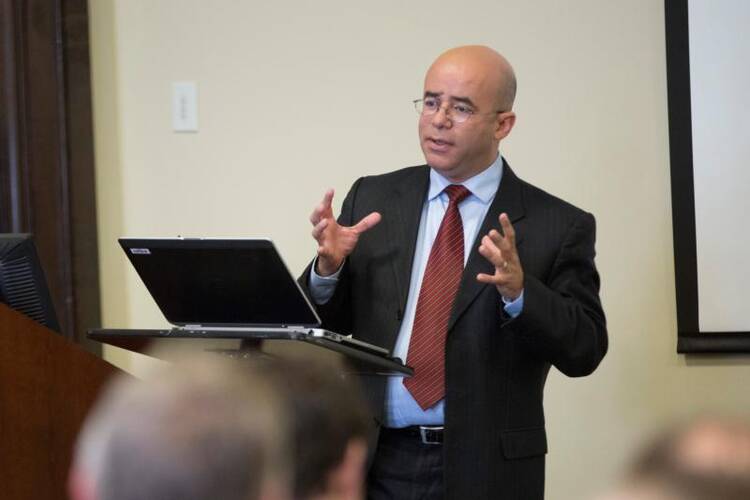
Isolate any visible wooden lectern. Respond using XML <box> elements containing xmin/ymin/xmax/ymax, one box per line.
<box><xmin>0</xmin><ymin>304</ymin><xmax>121</xmax><ymax>500</ymax></box>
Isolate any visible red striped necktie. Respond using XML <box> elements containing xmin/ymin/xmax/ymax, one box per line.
<box><xmin>404</xmin><ymin>184</ymin><xmax>471</xmax><ymax>410</ymax></box>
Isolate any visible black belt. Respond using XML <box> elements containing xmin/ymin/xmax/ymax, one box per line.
<box><xmin>382</xmin><ymin>425</ymin><xmax>444</xmax><ymax>445</ymax></box>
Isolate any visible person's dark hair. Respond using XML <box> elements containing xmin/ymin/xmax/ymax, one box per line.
<box><xmin>264</xmin><ymin>357</ymin><xmax>370</xmax><ymax>499</ymax></box>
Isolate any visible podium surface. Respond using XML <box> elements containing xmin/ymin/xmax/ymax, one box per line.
<box><xmin>89</xmin><ymin>328</ymin><xmax>413</xmax><ymax>377</ymax></box>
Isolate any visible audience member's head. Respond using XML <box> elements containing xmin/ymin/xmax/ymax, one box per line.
<box><xmin>69</xmin><ymin>354</ymin><xmax>291</xmax><ymax>500</ymax></box>
<box><xmin>597</xmin><ymin>416</ymin><xmax>750</xmax><ymax>500</ymax></box>
<box><xmin>263</xmin><ymin>357</ymin><xmax>370</xmax><ymax>500</ymax></box>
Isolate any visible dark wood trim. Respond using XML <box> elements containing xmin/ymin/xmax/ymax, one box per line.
<box><xmin>0</xmin><ymin>0</ymin><xmax>101</xmax><ymax>350</ymax></box>
<box><xmin>0</xmin><ymin>0</ymin><xmax>30</xmax><ymax>231</ymax></box>
<box><xmin>665</xmin><ymin>0</ymin><xmax>750</xmax><ymax>352</ymax></box>
<box><xmin>61</xmin><ymin>0</ymin><xmax>102</xmax><ymax>348</ymax></box>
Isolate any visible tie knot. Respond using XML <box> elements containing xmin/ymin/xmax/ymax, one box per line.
<box><xmin>444</xmin><ymin>184</ymin><xmax>471</xmax><ymax>204</ymax></box>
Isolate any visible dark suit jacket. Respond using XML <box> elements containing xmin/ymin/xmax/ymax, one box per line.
<box><xmin>300</xmin><ymin>161</ymin><xmax>607</xmax><ymax>499</ymax></box>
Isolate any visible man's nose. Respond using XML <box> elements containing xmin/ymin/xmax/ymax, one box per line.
<box><xmin>431</xmin><ymin>105</ymin><xmax>452</xmax><ymax>128</ymax></box>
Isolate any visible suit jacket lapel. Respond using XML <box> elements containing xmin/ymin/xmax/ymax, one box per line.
<box><xmin>385</xmin><ymin>166</ymin><xmax>430</xmax><ymax>317</ymax></box>
<box><xmin>449</xmin><ymin>162</ymin><xmax>526</xmax><ymax>331</ymax></box>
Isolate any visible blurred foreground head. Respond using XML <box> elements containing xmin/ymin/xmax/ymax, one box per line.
<box><xmin>69</xmin><ymin>353</ymin><xmax>290</xmax><ymax>500</ymax></box>
<box><xmin>598</xmin><ymin>416</ymin><xmax>750</xmax><ymax>500</ymax></box>
<box><xmin>261</xmin><ymin>356</ymin><xmax>371</xmax><ymax>500</ymax></box>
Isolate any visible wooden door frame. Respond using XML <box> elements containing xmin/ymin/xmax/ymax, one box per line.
<box><xmin>0</xmin><ymin>0</ymin><xmax>101</xmax><ymax>350</ymax></box>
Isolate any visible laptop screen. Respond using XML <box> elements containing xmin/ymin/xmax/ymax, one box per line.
<box><xmin>119</xmin><ymin>238</ymin><xmax>320</xmax><ymax>327</ymax></box>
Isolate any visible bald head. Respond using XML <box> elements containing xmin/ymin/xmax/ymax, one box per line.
<box><xmin>418</xmin><ymin>45</ymin><xmax>517</xmax><ymax>181</ymax></box>
<box><xmin>427</xmin><ymin>45</ymin><xmax>517</xmax><ymax>111</ymax></box>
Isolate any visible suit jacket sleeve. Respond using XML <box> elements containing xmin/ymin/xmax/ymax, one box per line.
<box><xmin>512</xmin><ymin>210</ymin><xmax>607</xmax><ymax>377</ymax></box>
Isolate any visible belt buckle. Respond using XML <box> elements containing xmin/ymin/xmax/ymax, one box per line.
<box><xmin>419</xmin><ymin>426</ymin><xmax>443</xmax><ymax>445</ymax></box>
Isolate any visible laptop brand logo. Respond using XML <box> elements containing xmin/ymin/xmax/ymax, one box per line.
<box><xmin>130</xmin><ymin>248</ymin><xmax>151</xmax><ymax>255</ymax></box>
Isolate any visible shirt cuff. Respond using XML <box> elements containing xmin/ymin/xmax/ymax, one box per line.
<box><xmin>308</xmin><ymin>257</ymin><xmax>343</xmax><ymax>305</ymax></box>
<box><xmin>501</xmin><ymin>289</ymin><xmax>524</xmax><ymax>318</ymax></box>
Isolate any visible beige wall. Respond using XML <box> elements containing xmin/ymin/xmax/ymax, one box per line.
<box><xmin>88</xmin><ymin>1</ymin><xmax>750</xmax><ymax>498</ymax></box>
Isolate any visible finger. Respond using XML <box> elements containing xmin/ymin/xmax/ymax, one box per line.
<box><xmin>478</xmin><ymin>235</ymin><xmax>500</xmax><ymax>259</ymax></box>
<box><xmin>310</xmin><ymin>204</ymin><xmax>325</xmax><ymax>225</ymax></box>
<box><xmin>477</xmin><ymin>273</ymin><xmax>507</xmax><ymax>286</ymax></box>
<box><xmin>351</xmin><ymin>211</ymin><xmax>382</xmax><ymax>234</ymax></box>
<box><xmin>310</xmin><ymin>189</ymin><xmax>335</xmax><ymax>225</ymax></box>
<box><xmin>477</xmin><ymin>272</ymin><xmax>501</xmax><ymax>284</ymax></box>
<box><xmin>322</xmin><ymin>188</ymin><xmax>335</xmax><ymax>208</ymax></box>
<box><xmin>488</xmin><ymin>229</ymin><xmax>505</xmax><ymax>248</ymax></box>
<box><xmin>480</xmin><ymin>236</ymin><xmax>514</xmax><ymax>275</ymax></box>
<box><xmin>490</xmin><ymin>227</ymin><xmax>513</xmax><ymax>255</ymax></box>
<box><xmin>491</xmin><ymin>216</ymin><xmax>517</xmax><ymax>257</ymax></box>
<box><xmin>499</xmin><ymin>213</ymin><xmax>516</xmax><ymax>245</ymax></box>
<box><xmin>311</xmin><ymin>218</ymin><xmax>329</xmax><ymax>240</ymax></box>
<box><xmin>478</xmin><ymin>235</ymin><xmax>506</xmax><ymax>268</ymax></box>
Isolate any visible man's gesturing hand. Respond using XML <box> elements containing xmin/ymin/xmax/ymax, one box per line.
<box><xmin>477</xmin><ymin>213</ymin><xmax>524</xmax><ymax>300</ymax></box>
<box><xmin>310</xmin><ymin>189</ymin><xmax>381</xmax><ymax>276</ymax></box>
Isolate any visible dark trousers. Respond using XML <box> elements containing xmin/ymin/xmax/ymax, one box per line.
<box><xmin>367</xmin><ymin>427</ymin><xmax>444</xmax><ymax>500</ymax></box>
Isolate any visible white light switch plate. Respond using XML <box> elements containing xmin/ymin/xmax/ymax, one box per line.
<box><xmin>172</xmin><ymin>81</ymin><xmax>198</xmax><ymax>132</ymax></box>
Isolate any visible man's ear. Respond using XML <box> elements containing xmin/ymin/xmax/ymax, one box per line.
<box><xmin>325</xmin><ymin>438</ymin><xmax>368</xmax><ymax>500</ymax></box>
<box><xmin>494</xmin><ymin>111</ymin><xmax>516</xmax><ymax>141</ymax></box>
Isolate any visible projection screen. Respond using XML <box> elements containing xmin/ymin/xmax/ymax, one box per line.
<box><xmin>666</xmin><ymin>0</ymin><xmax>750</xmax><ymax>352</ymax></box>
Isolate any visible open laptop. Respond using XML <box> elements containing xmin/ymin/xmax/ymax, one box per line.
<box><xmin>118</xmin><ymin>238</ymin><xmax>389</xmax><ymax>356</ymax></box>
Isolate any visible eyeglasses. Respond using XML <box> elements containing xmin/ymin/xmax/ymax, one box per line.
<box><xmin>414</xmin><ymin>97</ymin><xmax>505</xmax><ymax>123</ymax></box>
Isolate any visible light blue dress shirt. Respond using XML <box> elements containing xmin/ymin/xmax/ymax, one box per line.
<box><xmin>309</xmin><ymin>155</ymin><xmax>524</xmax><ymax>427</ymax></box>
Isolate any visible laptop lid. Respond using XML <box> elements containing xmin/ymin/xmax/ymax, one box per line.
<box><xmin>118</xmin><ymin>238</ymin><xmax>321</xmax><ymax>328</ymax></box>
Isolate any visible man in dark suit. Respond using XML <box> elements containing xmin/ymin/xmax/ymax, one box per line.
<box><xmin>301</xmin><ymin>46</ymin><xmax>607</xmax><ymax>499</ymax></box>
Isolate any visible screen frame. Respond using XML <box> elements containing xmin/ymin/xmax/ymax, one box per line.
<box><xmin>0</xmin><ymin>233</ymin><xmax>61</xmax><ymax>332</ymax></box>
<box><xmin>118</xmin><ymin>237</ymin><xmax>322</xmax><ymax>328</ymax></box>
<box><xmin>665</xmin><ymin>0</ymin><xmax>750</xmax><ymax>352</ymax></box>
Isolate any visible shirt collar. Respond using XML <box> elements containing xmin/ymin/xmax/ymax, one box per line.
<box><xmin>428</xmin><ymin>154</ymin><xmax>504</xmax><ymax>204</ymax></box>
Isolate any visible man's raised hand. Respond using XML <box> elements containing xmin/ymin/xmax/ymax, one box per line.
<box><xmin>476</xmin><ymin>213</ymin><xmax>524</xmax><ymax>300</ymax></box>
<box><xmin>310</xmin><ymin>189</ymin><xmax>381</xmax><ymax>276</ymax></box>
